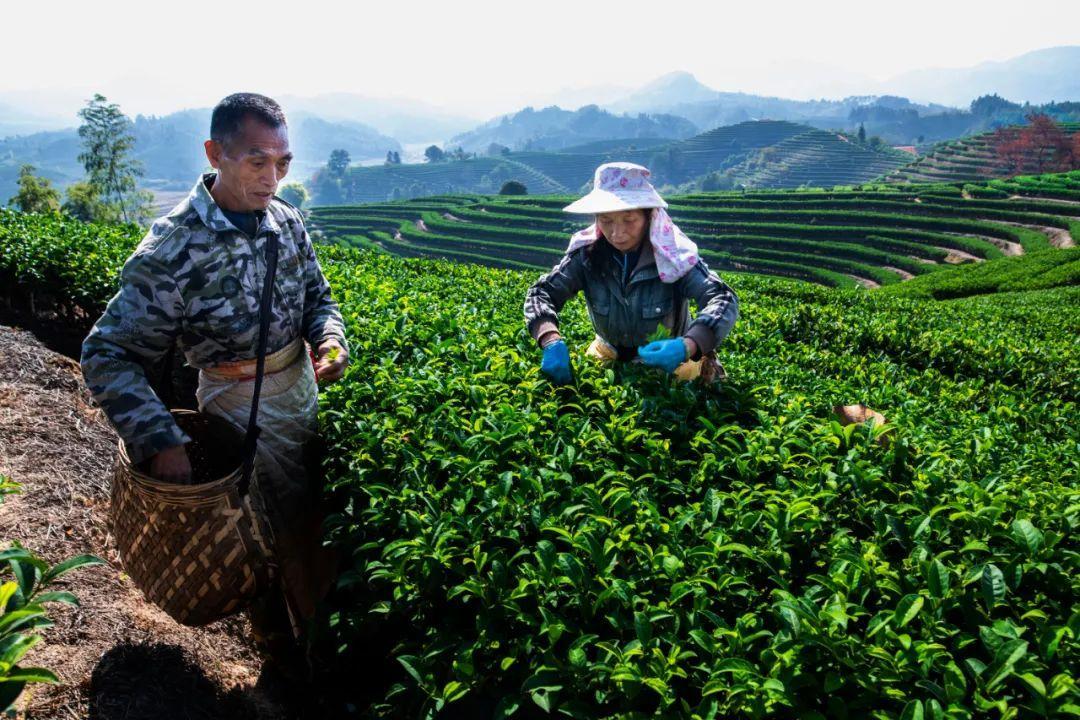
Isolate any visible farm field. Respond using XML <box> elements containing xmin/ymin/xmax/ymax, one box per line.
<box><xmin>0</xmin><ymin>200</ymin><xmax>1077</xmax><ymax>718</ymax></box>
<box><xmin>310</xmin><ymin>170</ymin><xmax>1080</xmax><ymax>292</ymax></box>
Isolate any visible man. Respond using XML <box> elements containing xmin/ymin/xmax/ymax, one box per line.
<box><xmin>80</xmin><ymin>92</ymin><xmax>348</xmax><ymax>670</ymax></box>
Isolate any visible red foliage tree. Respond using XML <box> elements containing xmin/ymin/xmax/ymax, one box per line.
<box><xmin>990</xmin><ymin>113</ymin><xmax>1078</xmax><ymax>176</ymax></box>
<box><xmin>1025</xmin><ymin>113</ymin><xmax>1074</xmax><ymax>173</ymax></box>
<box><xmin>989</xmin><ymin>126</ymin><xmax>1028</xmax><ymax>176</ymax></box>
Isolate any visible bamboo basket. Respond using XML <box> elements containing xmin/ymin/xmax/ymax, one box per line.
<box><xmin>110</xmin><ymin>409</ymin><xmax>276</xmax><ymax>626</ymax></box>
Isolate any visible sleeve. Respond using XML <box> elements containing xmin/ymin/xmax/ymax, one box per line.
<box><xmin>298</xmin><ymin>224</ymin><xmax>348</xmax><ymax>351</ymax></box>
<box><xmin>523</xmin><ymin>251</ymin><xmax>587</xmax><ymax>345</ymax></box>
<box><xmin>677</xmin><ymin>257</ymin><xmax>739</xmax><ymax>358</ymax></box>
<box><xmin>80</xmin><ymin>249</ymin><xmax>191</xmax><ymax>464</ymax></box>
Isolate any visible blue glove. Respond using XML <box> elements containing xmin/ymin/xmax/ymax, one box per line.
<box><xmin>637</xmin><ymin>338</ymin><xmax>687</xmax><ymax>374</ymax></box>
<box><xmin>540</xmin><ymin>340</ymin><xmax>573</xmax><ymax>385</ymax></box>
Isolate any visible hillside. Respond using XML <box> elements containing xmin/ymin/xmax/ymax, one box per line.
<box><xmin>0</xmin><ymin>206</ymin><xmax>1076</xmax><ymax>718</ymax></box>
<box><xmin>883</xmin><ymin>123</ymin><xmax>1080</xmax><ymax>184</ymax></box>
<box><xmin>696</xmin><ymin>129</ymin><xmax>910</xmax><ymax>190</ymax></box>
<box><xmin>310</xmin><ymin>170</ymin><xmax>1080</xmax><ymax>291</ymax></box>
<box><xmin>325</xmin><ymin>120</ymin><xmax>907</xmax><ymax>203</ymax></box>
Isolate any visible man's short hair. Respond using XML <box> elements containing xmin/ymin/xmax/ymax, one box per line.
<box><xmin>210</xmin><ymin>93</ymin><xmax>287</xmax><ymax>148</ymax></box>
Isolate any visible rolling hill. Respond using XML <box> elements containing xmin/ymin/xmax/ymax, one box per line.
<box><xmin>325</xmin><ymin>120</ymin><xmax>911</xmax><ymax>203</ymax></box>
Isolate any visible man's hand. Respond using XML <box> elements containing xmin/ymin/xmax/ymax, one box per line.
<box><xmin>314</xmin><ymin>338</ymin><xmax>349</xmax><ymax>383</ymax></box>
<box><xmin>151</xmin><ymin>444</ymin><xmax>193</xmax><ymax>484</ymax></box>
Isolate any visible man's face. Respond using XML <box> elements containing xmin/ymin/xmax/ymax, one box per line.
<box><xmin>204</xmin><ymin>116</ymin><xmax>292</xmax><ymax>212</ymax></box>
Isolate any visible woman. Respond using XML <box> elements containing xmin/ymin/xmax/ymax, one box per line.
<box><xmin>523</xmin><ymin>162</ymin><xmax>738</xmax><ymax>384</ymax></box>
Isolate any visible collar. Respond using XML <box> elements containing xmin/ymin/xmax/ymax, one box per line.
<box><xmin>189</xmin><ymin>172</ymin><xmax>281</xmax><ymax>237</ymax></box>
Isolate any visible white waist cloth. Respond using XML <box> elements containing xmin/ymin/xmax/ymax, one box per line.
<box><xmin>196</xmin><ymin>345</ymin><xmax>318</xmax><ymax>528</ymax></box>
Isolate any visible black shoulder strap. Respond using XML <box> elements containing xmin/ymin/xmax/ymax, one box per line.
<box><xmin>238</xmin><ymin>233</ymin><xmax>280</xmax><ymax>497</ymax></box>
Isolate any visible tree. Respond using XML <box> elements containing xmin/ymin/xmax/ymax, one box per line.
<box><xmin>970</xmin><ymin>94</ymin><xmax>1021</xmax><ymax>117</ymax></box>
<box><xmin>857</xmin><ymin>123</ymin><xmax>867</xmax><ymax>144</ymax></box>
<box><xmin>62</xmin><ymin>181</ymin><xmax>115</xmax><ymax>223</ymax></box>
<box><xmin>487</xmin><ymin>143</ymin><xmax>509</xmax><ymax>157</ymax></box>
<box><xmin>450</xmin><ymin>146</ymin><xmax>474</xmax><ymax>161</ymax></box>
<box><xmin>311</xmin><ymin>169</ymin><xmax>345</xmax><ymax>205</ymax></box>
<box><xmin>499</xmin><ymin>180</ymin><xmax>528</xmax><ymax>195</ymax></box>
<box><xmin>7</xmin><ymin>165</ymin><xmax>61</xmax><ymax>214</ymax></box>
<box><xmin>76</xmin><ymin>94</ymin><xmax>151</xmax><ymax>225</ymax></box>
<box><xmin>385</xmin><ymin>150</ymin><xmax>401</xmax><ymax>165</ymax></box>
<box><xmin>327</xmin><ymin>149</ymin><xmax>351</xmax><ymax>178</ymax></box>
<box><xmin>278</xmin><ymin>182</ymin><xmax>309</xmax><ymax>209</ymax></box>
<box><xmin>1025</xmin><ymin>113</ymin><xmax>1075</xmax><ymax>173</ymax></box>
<box><xmin>990</xmin><ymin>113</ymin><xmax>1078</xmax><ymax>175</ymax></box>
<box><xmin>424</xmin><ymin>145</ymin><xmax>446</xmax><ymax>163</ymax></box>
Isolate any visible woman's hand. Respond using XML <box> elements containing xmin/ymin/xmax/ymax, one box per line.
<box><xmin>314</xmin><ymin>339</ymin><xmax>349</xmax><ymax>383</ymax></box>
<box><xmin>637</xmin><ymin>338</ymin><xmax>687</xmax><ymax>373</ymax></box>
<box><xmin>540</xmin><ymin>339</ymin><xmax>573</xmax><ymax>385</ymax></box>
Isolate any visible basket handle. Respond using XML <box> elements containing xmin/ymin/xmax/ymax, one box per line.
<box><xmin>238</xmin><ymin>232</ymin><xmax>280</xmax><ymax>497</ymax></box>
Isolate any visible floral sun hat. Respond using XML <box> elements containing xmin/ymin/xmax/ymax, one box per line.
<box><xmin>563</xmin><ymin>162</ymin><xmax>699</xmax><ymax>283</ymax></box>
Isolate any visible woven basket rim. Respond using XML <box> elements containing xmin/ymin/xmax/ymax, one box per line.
<box><xmin>117</xmin><ymin>410</ymin><xmax>246</xmax><ymax>505</ymax></box>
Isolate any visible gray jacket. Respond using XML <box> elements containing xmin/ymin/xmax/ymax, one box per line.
<box><xmin>524</xmin><ymin>239</ymin><xmax>738</xmax><ymax>358</ymax></box>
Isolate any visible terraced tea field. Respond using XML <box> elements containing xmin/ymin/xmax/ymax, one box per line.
<box><xmin>883</xmin><ymin>123</ymin><xmax>1080</xmax><ymax>184</ymax></box>
<box><xmin>310</xmin><ymin>171</ymin><xmax>1080</xmax><ymax>291</ymax></box>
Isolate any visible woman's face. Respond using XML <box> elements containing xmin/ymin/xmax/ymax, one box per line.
<box><xmin>597</xmin><ymin>209</ymin><xmax>648</xmax><ymax>253</ymax></box>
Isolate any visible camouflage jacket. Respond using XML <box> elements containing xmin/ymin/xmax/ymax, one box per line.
<box><xmin>81</xmin><ymin>172</ymin><xmax>348</xmax><ymax>464</ymax></box>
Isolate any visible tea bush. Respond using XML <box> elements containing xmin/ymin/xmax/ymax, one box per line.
<box><xmin>314</xmin><ymin>246</ymin><xmax>1078</xmax><ymax>719</ymax></box>
<box><xmin>0</xmin><ymin>476</ymin><xmax>103</xmax><ymax>711</ymax></box>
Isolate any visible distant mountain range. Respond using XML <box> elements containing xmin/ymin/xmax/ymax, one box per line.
<box><xmin>0</xmin><ymin>109</ymin><xmax>402</xmax><ymax>201</ymax></box>
<box><xmin>2</xmin><ymin>45</ymin><xmax>1078</xmax><ymax>204</ymax></box>
<box><xmin>601</xmin><ymin>46</ymin><xmax>1080</xmax><ymax>111</ymax></box>
<box><xmin>882</xmin><ymin>46</ymin><xmax>1080</xmax><ymax>107</ymax></box>
<box><xmin>447</xmin><ymin>106</ymin><xmax>699</xmax><ymax>153</ymax></box>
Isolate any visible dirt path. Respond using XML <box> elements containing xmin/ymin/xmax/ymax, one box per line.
<box><xmin>845</xmin><ymin>275</ymin><xmax>881</xmax><ymax>289</ymax></box>
<box><xmin>882</xmin><ymin>266</ymin><xmax>916</xmax><ymax>281</ymax></box>
<box><xmin>1009</xmin><ymin>194</ymin><xmax>1080</xmax><ymax>207</ymax></box>
<box><xmin>994</xmin><ymin>220</ymin><xmax>1076</xmax><ymax>249</ymax></box>
<box><xmin>941</xmin><ymin>231</ymin><xmax>1024</xmax><ymax>256</ymax></box>
<box><xmin>989</xmin><ymin>220</ymin><xmax>1071</xmax><ymax>250</ymax></box>
<box><xmin>933</xmin><ymin>246</ymin><xmax>983</xmax><ymax>264</ymax></box>
<box><xmin>0</xmin><ymin>326</ymin><xmax>289</xmax><ymax>720</ymax></box>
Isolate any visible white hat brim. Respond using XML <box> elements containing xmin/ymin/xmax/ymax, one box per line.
<box><xmin>562</xmin><ymin>188</ymin><xmax>668</xmax><ymax>214</ymax></box>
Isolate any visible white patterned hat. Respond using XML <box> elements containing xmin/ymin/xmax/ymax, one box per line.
<box><xmin>562</xmin><ymin>162</ymin><xmax>669</xmax><ymax>214</ymax></box>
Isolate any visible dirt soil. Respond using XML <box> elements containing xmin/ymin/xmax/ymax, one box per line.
<box><xmin>0</xmin><ymin>325</ymin><xmax>292</xmax><ymax>720</ymax></box>
<box><xmin>845</xmin><ymin>275</ymin><xmax>881</xmax><ymax>290</ymax></box>
<box><xmin>882</xmin><ymin>266</ymin><xmax>916</xmax><ymax>281</ymax></box>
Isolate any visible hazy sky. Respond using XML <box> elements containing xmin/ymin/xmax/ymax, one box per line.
<box><xmin>3</xmin><ymin>0</ymin><xmax>1078</xmax><ymax>120</ymax></box>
